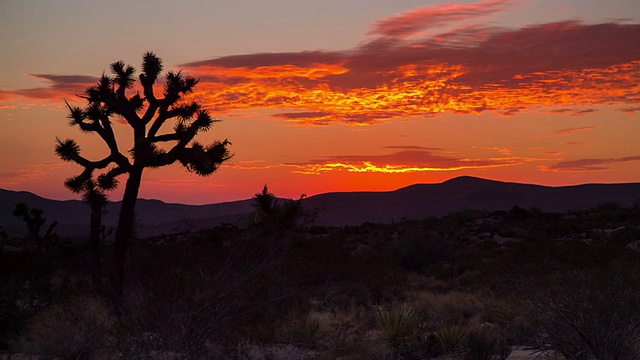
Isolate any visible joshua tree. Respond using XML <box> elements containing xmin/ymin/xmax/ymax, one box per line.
<box><xmin>12</xmin><ymin>203</ymin><xmax>58</xmax><ymax>252</ymax></box>
<box><xmin>56</xmin><ymin>52</ymin><xmax>231</xmax><ymax>294</ymax></box>
<box><xmin>252</xmin><ymin>185</ymin><xmax>306</xmax><ymax>235</ymax></box>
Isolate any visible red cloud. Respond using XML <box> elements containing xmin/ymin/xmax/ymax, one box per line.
<box><xmin>368</xmin><ymin>0</ymin><xmax>515</xmax><ymax>38</ymax></box>
<box><xmin>5</xmin><ymin>74</ymin><xmax>97</xmax><ymax>101</ymax></box>
<box><xmin>554</xmin><ymin>126</ymin><xmax>599</xmax><ymax>135</ymax></box>
<box><xmin>542</xmin><ymin>156</ymin><xmax>640</xmax><ymax>172</ymax></box>
<box><xmin>283</xmin><ymin>147</ymin><xmax>523</xmax><ymax>174</ymax></box>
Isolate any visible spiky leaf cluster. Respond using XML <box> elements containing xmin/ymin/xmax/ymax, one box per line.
<box><xmin>178</xmin><ymin>140</ymin><xmax>232</xmax><ymax>176</ymax></box>
<box><xmin>55</xmin><ymin>138</ymin><xmax>81</xmax><ymax>162</ymax></box>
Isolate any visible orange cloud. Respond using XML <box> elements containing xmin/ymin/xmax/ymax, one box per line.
<box><xmin>224</xmin><ymin>160</ymin><xmax>281</xmax><ymax>170</ymax></box>
<box><xmin>9</xmin><ymin>74</ymin><xmax>97</xmax><ymax>101</ymax></box>
<box><xmin>619</xmin><ymin>107</ymin><xmax>640</xmax><ymax>115</ymax></box>
<box><xmin>0</xmin><ymin>163</ymin><xmax>66</xmax><ymax>186</ymax></box>
<box><xmin>284</xmin><ymin>146</ymin><xmax>524</xmax><ymax>175</ymax></box>
<box><xmin>554</xmin><ymin>126</ymin><xmax>599</xmax><ymax>135</ymax></box>
<box><xmin>542</xmin><ymin>156</ymin><xmax>640</xmax><ymax>172</ymax></box>
<box><xmin>369</xmin><ymin>0</ymin><xmax>515</xmax><ymax>39</ymax></box>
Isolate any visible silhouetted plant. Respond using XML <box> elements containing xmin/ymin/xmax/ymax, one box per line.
<box><xmin>252</xmin><ymin>184</ymin><xmax>306</xmax><ymax>235</ymax></box>
<box><xmin>12</xmin><ymin>203</ymin><xmax>57</xmax><ymax>252</ymax></box>
<box><xmin>56</xmin><ymin>52</ymin><xmax>232</xmax><ymax>294</ymax></box>
<box><xmin>250</xmin><ymin>185</ymin><xmax>307</xmax><ymax>319</ymax></box>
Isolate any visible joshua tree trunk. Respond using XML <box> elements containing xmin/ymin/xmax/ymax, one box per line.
<box><xmin>90</xmin><ymin>201</ymin><xmax>103</xmax><ymax>289</ymax></box>
<box><xmin>114</xmin><ymin>165</ymin><xmax>143</xmax><ymax>295</ymax></box>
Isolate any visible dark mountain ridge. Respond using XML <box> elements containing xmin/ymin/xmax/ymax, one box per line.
<box><xmin>2</xmin><ymin>176</ymin><xmax>640</xmax><ymax>237</ymax></box>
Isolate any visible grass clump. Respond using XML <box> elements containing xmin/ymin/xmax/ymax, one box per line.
<box><xmin>435</xmin><ymin>321</ymin><xmax>468</xmax><ymax>356</ymax></box>
<box><xmin>373</xmin><ymin>305</ymin><xmax>427</xmax><ymax>345</ymax></box>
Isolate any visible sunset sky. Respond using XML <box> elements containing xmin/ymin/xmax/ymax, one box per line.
<box><xmin>1</xmin><ymin>0</ymin><xmax>639</xmax><ymax>204</ymax></box>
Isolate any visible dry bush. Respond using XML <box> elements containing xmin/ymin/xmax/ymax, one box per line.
<box><xmin>434</xmin><ymin>321</ymin><xmax>468</xmax><ymax>355</ymax></box>
<box><xmin>372</xmin><ymin>305</ymin><xmax>427</xmax><ymax>346</ymax></box>
<box><xmin>9</xmin><ymin>294</ymin><xmax>118</xmax><ymax>358</ymax></box>
<box><xmin>511</xmin><ymin>267</ymin><xmax>640</xmax><ymax>360</ymax></box>
<box><xmin>411</xmin><ymin>291</ymin><xmax>483</xmax><ymax>325</ymax></box>
<box><xmin>274</xmin><ymin>303</ymin><xmax>385</xmax><ymax>358</ymax></box>
<box><xmin>464</xmin><ymin>324</ymin><xmax>511</xmax><ymax>360</ymax></box>
<box><xmin>230</xmin><ymin>341</ymin><xmax>309</xmax><ymax>360</ymax></box>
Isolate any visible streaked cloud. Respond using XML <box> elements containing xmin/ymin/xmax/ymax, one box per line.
<box><xmin>284</xmin><ymin>146</ymin><xmax>524</xmax><ymax>174</ymax></box>
<box><xmin>0</xmin><ymin>163</ymin><xmax>66</xmax><ymax>186</ymax></box>
<box><xmin>143</xmin><ymin>178</ymin><xmax>227</xmax><ymax>188</ymax></box>
<box><xmin>542</xmin><ymin>156</ymin><xmax>640</xmax><ymax>172</ymax></box>
<box><xmin>224</xmin><ymin>160</ymin><xmax>281</xmax><ymax>170</ymax></box>
<box><xmin>619</xmin><ymin>106</ymin><xmax>640</xmax><ymax>115</ymax></box>
<box><xmin>8</xmin><ymin>74</ymin><xmax>97</xmax><ymax>101</ymax></box>
<box><xmin>554</xmin><ymin>126</ymin><xmax>599</xmax><ymax>135</ymax></box>
<box><xmin>368</xmin><ymin>0</ymin><xmax>514</xmax><ymax>38</ymax></box>
<box><xmin>473</xmin><ymin>146</ymin><xmax>512</xmax><ymax>155</ymax></box>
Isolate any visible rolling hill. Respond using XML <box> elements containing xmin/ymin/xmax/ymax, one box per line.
<box><xmin>2</xmin><ymin>176</ymin><xmax>640</xmax><ymax>237</ymax></box>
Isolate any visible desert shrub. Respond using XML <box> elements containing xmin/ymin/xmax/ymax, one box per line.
<box><xmin>111</xmin><ymin>236</ymin><xmax>274</xmax><ymax>357</ymax></box>
<box><xmin>230</xmin><ymin>342</ymin><xmax>309</xmax><ymax>360</ymax></box>
<box><xmin>9</xmin><ymin>295</ymin><xmax>117</xmax><ymax>358</ymax></box>
<box><xmin>311</xmin><ymin>307</ymin><xmax>369</xmax><ymax>354</ymax></box>
<box><xmin>372</xmin><ymin>305</ymin><xmax>427</xmax><ymax>346</ymax></box>
<box><xmin>513</xmin><ymin>266</ymin><xmax>640</xmax><ymax>360</ymax></box>
<box><xmin>389</xmin><ymin>232</ymin><xmax>447</xmax><ymax>273</ymax></box>
<box><xmin>434</xmin><ymin>322</ymin><xmax>468</xmax><ymax>355</ymax></box>
<box><xmin>415</xmin><ymin>291</ymin><xmax>482</xmax><ymax>324</ymax></box>
<box><xmin>464</xmin><ymin>325</ymin><xmax>510</xmax><ymax>360</ymax></box>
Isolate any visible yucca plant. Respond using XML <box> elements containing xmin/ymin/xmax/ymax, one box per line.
<box><xmin>465</xmin><ymin>325</ymin><xmax>511</xmax><ymax>360</ymax></box>
<box><xmin>373</xmin><ymin>306</ymin><xmax>427</xmax><ymax>345</ymax></box>
<box><xmin>435</xmin><ymin>322</ymin><xmax>468</xmax><ymax>355</ymax></box>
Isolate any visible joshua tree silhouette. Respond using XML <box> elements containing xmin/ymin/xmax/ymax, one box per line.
<box><xmin>12</xmin><ymin>202</ymin><xmax>58</xmax><ymax>253</ymax></box>
<box><xmin>56</xmin><ymin>52</ymin><xmax>231</xmax><ymax>294</ymax></box>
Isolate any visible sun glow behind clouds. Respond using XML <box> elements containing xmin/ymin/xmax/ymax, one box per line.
<box><xmin>286</xmin><ymin>160</ymin><xmax>521</xmax><ymax>175</ymax></box>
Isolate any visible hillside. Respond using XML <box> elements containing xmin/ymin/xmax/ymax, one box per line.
<box><xmin>306</xmin><ymin>176</ymin><xmax>640</xmax><ymax>225</ymax></box>
<box><xmin>2</xmin><ymin>176</ymin><xmax>640</xmax><ymax>237</ymax></box>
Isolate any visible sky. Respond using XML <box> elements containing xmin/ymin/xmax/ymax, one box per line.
<box><xmin>1</xmin><ymin>0</ymin><xmax>639</xmax><ymax>205</ymax></box>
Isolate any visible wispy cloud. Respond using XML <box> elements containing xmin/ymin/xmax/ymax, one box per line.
<box><xmin>619</xmin><ymin>106</ymin><xmax>640</xmax><ymax>115</ymax></box>
<box><xmin>7</xmin><ymin>74</ymin><xmax>97</xmax><ymax>101</ymax></box>
<box><xmin>224</xmin><ymin>160</ymin><xmax>281</xmax><ymax>170</ymax></box>
<box><xmin>0</xmin><ymin>163</ymin><xmax>66</xmax><ymax>186</ymax></box>
<box><xmin>284</xmin><ymin>146</ymin><xmax>524</xmax><ymax>174</ymax></box>
<box><xmin>555</xmin><ymin>126</ymin><xmax>599</xmax><ymax>135</ymax></box>
<box><xmin>542</xmin><ymin>156</ymin><xmax>640</xmax><ymax>172</ymax></box>
<box><xmin>368</xmin><ymin>0</ymin><xmax>515</xmax><ymax>39</ymax></box>
<box><xmin>143</xmin><ymin>178</ymin><xmax>227</xmax><ymax>188</ymax></box>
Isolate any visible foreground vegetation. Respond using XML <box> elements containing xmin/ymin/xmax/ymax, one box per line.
<box><xmin>1</xmin><ymin>202</ymin><xmax>640</xmax><ymax>359</ymax></box>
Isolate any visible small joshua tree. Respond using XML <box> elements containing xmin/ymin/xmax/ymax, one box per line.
<box><xmin>56</xmin><ymin>52</ymin><xmax>231</xmax><ymax>294</ymax></box>
<box><xmin>12</xmin><ymin>203</ymin><xmax>58</xmax><ymax>253</ymax></box>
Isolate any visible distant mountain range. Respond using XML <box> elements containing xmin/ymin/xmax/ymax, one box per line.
<box><xmin>2</xmin><ymin>176</ymin><xmax>640</xmax><ymax>238</ymax></box>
